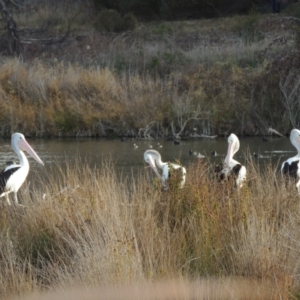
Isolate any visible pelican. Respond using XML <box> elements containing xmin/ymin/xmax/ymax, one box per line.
<box><xmin>281</xmin><ymin>128</ymin><xmax>300</xmax><ymax>193</ymax></box>
<box><xmin>0</xmin><ymin>133</ymin><xmax>44</xmax><ymax>205</ymax></box>
<box><xmin>144</xmin><ymin>149</ymin><xmax>186</xmax><ymax>189</ymax></box>
<box><xmin>216</xmin><ymin>133</ymin><xmax>246</xmax><ymax>189</ymax></box>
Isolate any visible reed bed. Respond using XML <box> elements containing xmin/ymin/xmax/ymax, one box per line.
<box><xmin>0</xmin><ymin>156</ymin><xmax>298</xmax><ymax>299</ymax></box>
<box><xmin>0</xmin><ymin>55</ymin><xmax>287</xmax><ymax>137</ymax></box>
<box><xmin>0</xmin><ymin>12</ymin><xmax>294</xmax><ymax>136</ymax></box>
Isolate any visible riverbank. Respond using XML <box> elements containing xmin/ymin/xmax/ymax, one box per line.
<box><xmin>0</xmin><ymin>4</ymin><xmax>299</xmax><ymax>138</ymax></box>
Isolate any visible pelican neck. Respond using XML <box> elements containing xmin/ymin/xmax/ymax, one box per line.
<box><xmin>15</xmin><ymin>149</ymin><xmax>29</xmax><ymax>167</ymax></box>
<box><xmin>154</xmin><ymin>154</ymin><xmax>167</xmax><ymax>169</ymax></box>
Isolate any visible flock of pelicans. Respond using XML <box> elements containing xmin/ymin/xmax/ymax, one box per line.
<box><xmin>144</xmin><ymin>129</ymin><xmax>300</xmax><ymax>192</ymax></box>
<box><xmin>0</xmin><ymin>129</ymin><xmax>300</xmax><ymax>206</ymax></box>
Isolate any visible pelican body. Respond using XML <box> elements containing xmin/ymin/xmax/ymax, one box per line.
<box><xmin>216</xmin><ymin>133</ymin><xmax>246</xmax><ymax>189</ymax></box>
<box><xmin>144</xmin><ymin>149</ymin><xmax>186</xmax><ymax>189</ymax></box>
<box><xmin>281</xmin><ymin>129</ymin><xmax>300</xmax><ymax>193</ymax></box>
<box><xmin>0</xmin><ymin>133</ymin><xmax>44</xmax><ymax>205</ymax></box>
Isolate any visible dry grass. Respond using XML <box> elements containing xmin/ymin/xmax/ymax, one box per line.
<box><xmin>0</xmin><ymin>52</ymin><xmax>288</xmax><ymax>137</ymax></box>
<box><xmin>0</xmin><ymin>157</ymin><xmax>299</xmax><ymax>299</ymax></box>
<box><xmin>0</xmin><ymin>9</ymin><xmax>295</xmax><ymax>136</ymax></box>
<box><xmin>11</xmin><ymin>277</ymin><xmax>275</xmax><ymax>300</ymax></box>
<box><xmin>2</xmin><ymin>0</ymin><xmax>300</xmax><ymax>140</ymax></box>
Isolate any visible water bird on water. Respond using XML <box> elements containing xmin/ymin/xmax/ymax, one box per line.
<box><xmin>134</xmin><ymin>143</ymin><xmax>138</xmax><ymax>149</ymax></box>
<box><xmin>281</xmin><ymin>128</ymin><xmax>300</xmax><ymax>193</ymax></box>
<box><xmin>215</xmin><ymin>133</ymin><xmax>246</xmax><ymax>189</ymax></box>
<box><xmin>144</xmin><ymin>149</ymin><xmax>186</xmax><ymax>189</ymax></box>
<box><xmin>0</xmin><ymin>133</ymin><xmax>44</xmax><ymax>205</ymax></box>
<box><xmin>189</xmin><ymin>150</ymin><xmax>205</xmax><ymax>158</ymax></box>
<box><xmin>253</xmin><ymin>152</ymin><xmax>264</xmax><ymax>159</ymax></box>
<box><xmin>211</xmin><ymin>151</ymin><xmax>218</xmax><ymax>156</ymax></box>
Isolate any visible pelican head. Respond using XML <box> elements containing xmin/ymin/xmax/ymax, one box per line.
<box><xmin>144</xmin><ymin>150</ymin><xmax>163</xmax><ymax>180</ymax></box>
<box><xmin>12</xmin><ymin>133</ymin><xmax>44</xmax><ymax>165</ymax></box>
<box><xmin>225</xmin><ymin>133</ymin><xmax>240</xmax><ymax>167</ymax></box>
<box><xmin>290</xmin><ymin>129</ymin><xmax>300</xmax><ymax>153</ymax></box>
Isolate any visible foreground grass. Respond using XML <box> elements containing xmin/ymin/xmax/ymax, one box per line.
<box><xmin>11</xmin><ymin>278</ymin><xmax>274</xmax><ymax>300</ymax></box>
<box><xmin>0</xmin><ymin>157</ymin><xmax>299</xmax><ymax>299</ymax></box>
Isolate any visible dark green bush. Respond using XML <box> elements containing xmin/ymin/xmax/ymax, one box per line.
<box><xmin>94</xmin><ymin>9</ymin><xmax>137</xmax><ymax>32</ymax></box>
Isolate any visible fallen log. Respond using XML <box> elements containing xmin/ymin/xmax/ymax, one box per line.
<box><xmin>190</xmin><ymin>133</ymin><xmax>218</xmax><ymax>139</ymax></box>
<box><xmin>268</xmin><ymin>128</ymin><xmax>285</xmax><ymax>138</ymax></box>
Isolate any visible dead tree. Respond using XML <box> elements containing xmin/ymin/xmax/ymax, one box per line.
<box><xmin>0</xmin><ymin>0</ymin><xmax>21</xmax><ymax>55</ymax></box>
<box><xmin>138</xmin><ymin>121</ymin><xmax>156</xmax><ymax>140</ymax></box>
<box><xmin>0</xmin><ymin>0</ymin><xmax>80</xmax><ymax>57</ymax></box>
<box><xmin>171</xmin><ymin>87</ymin><xmax>208</xmax><ymax>139</ymax></box>
<box><xmin>279</xmin><ymin>71</ymin><xmax>300</xmax><ymax>128</ymax></box>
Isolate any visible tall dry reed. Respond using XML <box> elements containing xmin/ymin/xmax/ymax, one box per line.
<box><xmin>0</xmin><ymin>156</ymin><xmax>298</xmax><ymax>299</ymax></box>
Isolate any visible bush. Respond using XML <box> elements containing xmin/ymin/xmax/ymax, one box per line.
<box><xmin>94</xmin><ymin>9</ymin><xmax>137</xmax><ymax>32</ymax></box>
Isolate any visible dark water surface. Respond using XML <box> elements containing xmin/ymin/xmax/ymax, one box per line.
<box><xmin>0</xmin><ymin>135</ymin><xmax>296</xmax><ymax>185</ymax></box>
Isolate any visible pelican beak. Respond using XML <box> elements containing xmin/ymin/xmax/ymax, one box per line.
<box><xmin>225</xmin><ymin>141</ymin><xmax>234</xmax><ymax>167</ymax></box>
<box><xmin>18</xmin><ymin>139</ymin><xmax>44</xmax><ymax>166</ymax></box>
<box><xmin>147</xmin><ymin>157</ymin><xmax>162</xmax><ymax>181</ymax></box>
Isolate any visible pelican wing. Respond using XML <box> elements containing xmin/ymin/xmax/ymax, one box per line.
<box><xmin>0</xmin><ymin>167</ymin><xmax>20</xmax><ymax>194</ymax></box>
<box><xmin>232</xmin><ymin>164</ymin><xmax>242</xmax><ymax>176</ymax></box>
<box><xmin>235</xmin><ymin>165</ymin><xmax>246</xmax><ymax>188</ymax></box>
<box><xmin>282</xmin><ymin>160</ymin><xmax>300</xmax><ymax>179</ymax></box>
<box><xmin>165</xmin><ymin>163</ymin><xmax>186</xmax><ymax>188</ymax></box>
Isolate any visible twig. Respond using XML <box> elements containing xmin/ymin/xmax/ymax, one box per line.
<box><xmin>268</xmin><ymin>128</ymin><xmax>286</xmax><ymax>138</ymax></box>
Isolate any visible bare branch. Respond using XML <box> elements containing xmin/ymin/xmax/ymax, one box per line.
<box><xmin>138</xmin><ymin>121</ymin><xmax>156</xmax><ymax>140</ymax></box>
<box><xmin>279</xmin><ymin>71</ymin><xmax>300</xmax><ymax>128</ymax></box>
<box><xmin>171</xmin><ymin>86</ymin><xmax>208</xmax><ymax>138</ymax></box>
<box><xmin>0</xmin><ymin>0</ymin><xmax>21</xmax><ymax>55</ymax></box>
<box><xmin>268</xmin><ymin>128</ymin><xmax>286</xmax><ymax>138</ymax></box>
<box><xmin>190</xmin><ymin>133</ymin><xmax>218</xmax><ymax>139</ymax></box>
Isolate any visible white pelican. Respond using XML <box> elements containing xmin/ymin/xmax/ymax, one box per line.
<box><xmin>281</xmin><ymin>128</ymin><xmax>300</xmax><ymax>193</ymax></box>
<box><xmin>0</xmin><ymin>133</ymin><xmax>44</xmax><ymax>205</ymax></box>
<box><xmin>144</xmin><ymin>149</ymin><xmax>186</xmax><ymax>189</ymax></box>
<box><xmin>216</xmin><ymin>133</ymin><xmax>246</xmax><ymax>189</ymax></box>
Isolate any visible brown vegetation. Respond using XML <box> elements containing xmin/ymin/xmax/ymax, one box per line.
<box><xmin>0</xmin><ymin>2</ymin><xmax>299</xmax><ymax>137</ymax></box>
<box><xmin>1</xmin><ymin>2</ymin><xmax>300</xmax><ymax>299</ymax></box>
<box><xmin>0</xmin><ymin>157</ymin><xmax>298</xmax><ymax>299</ymax></box>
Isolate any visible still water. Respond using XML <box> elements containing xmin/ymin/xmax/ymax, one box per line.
<box><xmin>0</xmin><ymin>135</ymin><xmax>296</xmax><ymax>183</ymax></box>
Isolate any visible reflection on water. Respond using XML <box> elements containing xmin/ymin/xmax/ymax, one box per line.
<box><xmin>0</xmin><ymin>135</ymin><xmax>296</xmax><ymax>186</ymax></box>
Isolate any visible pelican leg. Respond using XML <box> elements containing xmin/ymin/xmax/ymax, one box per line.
<box><xmin>5</xmin><ymin>194</ymin><xmax>11</xmax><ymax>206</ymax></box>
<box><xmin>13</xmin><ymin>193</ymin><xmax>19</xmax><ymax>205</ymax></box>
<box><xmin>296</xmin><ymin>180</ymin><xmax>300</xmax><ymax>194</ymax></box>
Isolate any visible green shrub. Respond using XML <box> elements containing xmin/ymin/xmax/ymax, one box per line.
<box><xmin>94</xmin><ymin>9</ymin><xmax>137</xmax><ymax>32</ymax></box>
